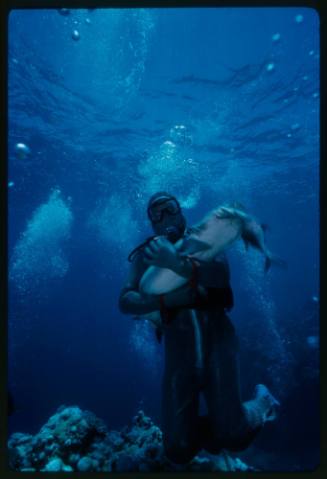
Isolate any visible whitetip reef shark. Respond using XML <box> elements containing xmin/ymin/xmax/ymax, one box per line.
<box><xmin>139</xmin><ymin>203</ymin><xmax>286</xmax><ymax>296</ymax></box>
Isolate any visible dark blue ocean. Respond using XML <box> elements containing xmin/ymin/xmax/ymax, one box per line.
<box><xmin>8</xmin><ymin>7</ymin><xmax>319</xmax><ymax>471</ymax></box>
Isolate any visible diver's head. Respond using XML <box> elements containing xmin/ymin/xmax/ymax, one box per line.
<box><xmin>147</xmin><ymin>192</ymin><xmax>186</xmax><ymax>242</ymax></box>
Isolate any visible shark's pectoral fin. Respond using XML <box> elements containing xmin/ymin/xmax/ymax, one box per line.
<box><xmin>180</xmin><ymin>237</ymin><xmax>211</xmax><ymax>256</ymax></box>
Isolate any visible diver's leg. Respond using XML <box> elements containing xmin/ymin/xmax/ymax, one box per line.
<box><xmin>162</xmin><ymin>366</ymin><xmax>200</xmax><ymax>464</ymax></box>
<box><xmin>161</xmin><ymin>318</ymin><xmax>203</xmax><ymax>465</ymax></box>
<box><xmin>203</xmin><ymin>313</ymin><xmax>247</xmax><ymax>451</ymax></box>
<box><xmin>204</xmin><ymin>314</ymin><xmax>279</xmax><ymax>452</ymax></box>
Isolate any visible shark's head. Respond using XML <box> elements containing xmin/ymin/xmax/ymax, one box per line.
<box><xmin>147</xmin><ymin>192</ymin><xmax>187</xmax><ymax>243</ymax></box>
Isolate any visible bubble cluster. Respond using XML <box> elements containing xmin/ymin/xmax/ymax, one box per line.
<box><xmin>128</xmin><ymin>319</ymin><xmax>161</xmax><ymax>374</ymax></box>
<box><xmin>169</xmin><ymin>124</ymin><xmax>192</xmax><ymax>146</ymax></box>
<box><xmin>138</xmin><ymin>130</ymin><xmax>200</xmax><ymax>209</ymax></box>
<box><xmin>9</xmin><ymin>189</ymin><xmax>73</xmax><ymax>294</ymax></box>
<box><xmin>232</xmin><ymin>243</ymin><xmax>293</xmax><ymax>398</ymax></box>
<box><xmin>87</xmin><ymin>194</ymin><xmax>140</xmax><ymax>253</ymax></box>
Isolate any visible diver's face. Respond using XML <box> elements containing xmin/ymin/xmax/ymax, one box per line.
<box><xmin>152</xmin><ymin>211</ymin><xmax>185</xmax><ymax>236</ymax></box>
<box><xmin>148</xmin><ymin>199</ymin><xmax>186</xmax><ymax>240</ymax></box>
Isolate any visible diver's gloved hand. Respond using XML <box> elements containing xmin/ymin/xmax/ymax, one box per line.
<box><xmin>143</xmin><ymin>236</ymin><xmax>182</xmax><ymax>271</ymax></box>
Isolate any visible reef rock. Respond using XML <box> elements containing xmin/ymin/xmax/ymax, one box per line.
<box><xmin>8</xmin><ymin>406</ymin><xmax>255</xmax><ymax>472</ymax></box>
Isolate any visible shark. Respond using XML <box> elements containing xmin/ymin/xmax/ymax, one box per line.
<box><xmin>139</xmin><ymin>203</ymin><xmax>286</xmax><ymax>295</ymax></box>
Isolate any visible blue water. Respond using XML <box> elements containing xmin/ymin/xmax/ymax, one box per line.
<box><xmin>8</xmin><ymin>7</ymin><xmax>319</xmax><ymax>471</ymax></box>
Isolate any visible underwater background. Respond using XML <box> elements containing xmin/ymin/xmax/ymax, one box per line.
<box><xmin>8</xmin><ymin>7</ymin><xmax>319</xmax><ymax>471</ymax></box>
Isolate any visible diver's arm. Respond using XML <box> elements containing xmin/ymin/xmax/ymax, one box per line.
<box><xmin>118</xmin><ymin>253</ymin><xmax>202</xmax><ymax>315</ymax></box>
<box><xmin>173</xmin><ymin>254</ymin><xmax>230</xmax><ymax>289</ymax></box>
<box><xmin>119</xmin><ymin>289</ymin><xmax>160</xmax><ymax>315</ymax></box>
<box><xmin>118</xmin><ymin>252</ymin><xmax>155</xmax><ymax>315</ymax></box>
<box><xmin>143</xmin><ymin>237</ymin><xmax>230</xmax><ymax>289</ymax></box>
<box><xmin>119</xmin><ymin>286</ymin><xmax>202</xmax><ymax>315</ymax></box>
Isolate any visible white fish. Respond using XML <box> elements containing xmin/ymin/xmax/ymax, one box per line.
<box><xmin>139</xmin><ymin>203</ymin><xmax>286</xmax><ymax>295</ymax></box>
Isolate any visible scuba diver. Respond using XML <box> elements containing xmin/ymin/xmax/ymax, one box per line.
<box><xmin>119</xmin><ymin>192</ymin><xmax>280</xmax><ymax>465</ymax></box>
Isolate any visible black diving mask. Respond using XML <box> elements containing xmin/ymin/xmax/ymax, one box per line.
<box><xmin>147</xmin><ymin>197</ymin><xmax>181</xmax><ymax>223</ymax></box>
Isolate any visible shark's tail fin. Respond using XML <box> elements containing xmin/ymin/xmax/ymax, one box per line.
<box><xmin>265</xmin><ymin>254</ymin><xmax>287</xmax><ymax>272</ymax></box>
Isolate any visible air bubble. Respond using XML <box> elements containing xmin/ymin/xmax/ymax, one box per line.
<box><xmin>15</xmin><ymin>143</ymin><xmax>30</xmax><ymax>159</ymax></box>
<box><xmin>72</xmin><ymin>30</ymin><xmax>80</xmax><ymax>41</ymax></box>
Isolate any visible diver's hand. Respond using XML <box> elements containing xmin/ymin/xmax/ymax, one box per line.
<box><xmin>143</xmin><ymin>236</ymin><xmax>182</xmax><ymax>271</ymax></box>
<box><xmin>120</xmin><ymin>290</ymin><xmax>161</xmax><ymax>315</ymax></box>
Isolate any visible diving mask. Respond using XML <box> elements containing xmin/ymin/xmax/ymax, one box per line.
<box><xmin>147</xmin><ymin>197</ymin><xmax>181</xmax><ymax>224</ymax></box>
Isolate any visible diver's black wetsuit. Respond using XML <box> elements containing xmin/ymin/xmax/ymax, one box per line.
<box><xmin>119</xmin><ymin>248</ymin><xmax>269</xmax><ymax>464</ymax></box>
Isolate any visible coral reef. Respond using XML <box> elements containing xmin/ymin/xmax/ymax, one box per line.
<box><xmin>8</xmin><ymin>406</ymin><xmax>255</xmax><ymax>472</ymax></box>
